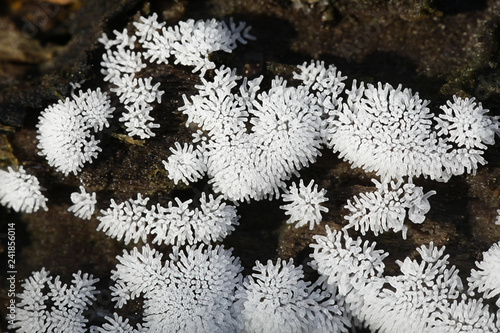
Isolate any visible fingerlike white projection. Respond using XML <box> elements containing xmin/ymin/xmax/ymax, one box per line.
<box><xmin>0</xmin><ymin>166</ymin><xmax>47</xmax><ymax>213</ymax></box>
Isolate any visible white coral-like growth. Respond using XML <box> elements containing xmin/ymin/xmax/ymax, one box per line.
<box><xmin>437</xmin><ymin>96</ymin><xmax>500</xmax><ymax>149</ymax></box>
<box><xmin>36</xmin><ymin>88</ymin><xmax>115</xmax><ymax>175</ymax></box>
<box><xmin>280</xmin><ymin>179</ymin><xmax>329</xmax><ymax>230</ymax></box>
<box><xmin>99</xmin><ymin>15</ymin><xmax>253</xmax><ymax>139</ymax></box>
<box><xmin>99</xmin><ymin>28</ymin><xmax>144</xmax><ymax>82</ymax></box>
<box><xmin>369</xmin><ymin>243</ymin><xmax>464</xmax><ymax>332</ymax></box>
<box><xmin>99</xmin><ymin>29</ymin><xmax>160</xmax><ymax>139</ymax></box>
<box><xmin>109</xmin><ymin>245</ymin><xmax>163</xmax><ymax>308</ymax></box>
<box><xmin>97</xmin><ymin>193</ymin><xmax>239</xmax><ymax>246</ymax></box>
<box><xmin>97</xmin><ymin>194</ymin><xmax>152</xmax><ymax>244</ymax></box>
<box><xmin>91</xmin><ymin>313</ymin><xmax>143</xmax><ymax>333</ymax></box>
<box><xmin>139</xmin><ymin>16</ymin><xmax>254</xmax><ymax>76</ymax></box>
<box><xmin>325</xmin><ymin>81</ymin><xmax>500</xmax><ymax>181</ymax></box>
<box><xmin>72</xmin><ymin>88</ymin><xmax>115</xmax><ymax>132</ymax></box>
<box><xmin>0</xmin><ymin>166</ymin><xmax>48</xmax><ymax>213</ymax></box>
<box><xmin>293</xmin><ymin>61</ymin><xmax>347</xmax><ymax>99</ymax></box>
<box><xmin>110</xmin><ymin>244</ymin><xmax>242</xmax><ymax>333</ymax></box>
<box><xmin>162</xmin><ymin>142</ymin><xmax>207</xmax><ymax>185</ymax></box>
<box><xmin>133</xmin><ymin>13</ymin><xmax>166</xmax><ymax>43</ymax></box>
<box><xmin>434</xmin><ymin>297</ymin><xmax>498</xmax><ymax>333</ymax></box>
<box><xmin>344</xmin><ymin>179</ymin><xmax>436</xmax><ymax>238</ymax></box>
<box><xmin>150</xmin><ymin>193</ymin><xmax>239</xmax><ymax>246</ymax></box>
<box><xmin>468</xmin><ymin>241</ymin><xmax>500</xmax><ymax>307</ymax></box>
<box><xmin>234</xmin><ymin>258</ymin><xmax>350</xmax><ymax>333</ymax></box>
<box><xmin>68</xmin><ymin>186</ymin><xmax>97</xmax><ymax>220</ymax></box>
<box><xmin>310</xmin><ymin>227</ymin><xmax>388</xmax><ymax>295</ymax></box>
<box><xmin>311</xmin><ymin>228</ymin><xmax>500</xmax><ymax>332</ymax></box>
<box><xmin>112</xmin><ymin>75</ymin><xmax>164</xmax><ymax>139</ymax></box>
<box><xmin>326</xmin><ymin>81</ymin><xmax>441</xmax><ymax>180</ymax></box>
<box><xmin>9</xmin><ymin>268</ymin><xmax>99</xmax><ymax>333</ymax></box>
<box><xmin>181</xmin><ymin>67</ymin><xmax>251</xmax><ymax>138</ymax></box>
<box><xmin>180</xmin><ymin>62</ymin><xmax>343</xmax><ymax>201</ymax></box>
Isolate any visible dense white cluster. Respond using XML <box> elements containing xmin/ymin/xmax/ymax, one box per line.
<box><xmin>324</xmin><ymin>81</ymin><xmax>500</xmax><ymax>181</ymax></box>
<box><xmin>234</xmin><ymin>258</ymin><xmax>350</xmax><ymax>333</ymax></box>
<box><xmin>0</xmin><ymin>166</ymin><xmax>47</xmax><ymax>213</ymax></box>
<box><xmin>344</xmin><ymin>179</ymin><xmax>436</xmax><ymax>238</ymax></box>
<box><xmin>162</xmin><ymin>142</ymin><xmax>207</xmax><ymax>185</ymax></box>
<box><xmin>433</xmin><ymin>297</ymin><xmax>497</xmax><ymax>332</ymax></box>
<box><xmin>113</xmin><ymin>75</ymin><xmax>164</xmax><ymax>138</ymax></box>
<box><xmin>175</xmin><ymin>61</ymin><xmax>345</xmax><ymax>201</ymax></box>
<box><xmin>109</xmin><ymin>244</ymin><xmax>242</xmax><ymax>332</ymax></box>
<box><xmin>280</xmin><ymin>179</ymin><xmax>329</xmax><ymax>230</ymax></box>
<box><xmin>91</xmin><ymin>313</ymin><xmax>143</xmax><ymax>333</ymax></box>
<box><xmin>437</xmin><ymin>96</ymin><xmax>500</xmax><ymax>150</ymax></box>
<box><xmin>9</xmin><ymin>268</ymin><xmax>99</xmax><ymax>333</ymax></box>
<box><xmin>310</xmin><ymin>228</ymin><xmax>500</xmax><ymax>332</ymax></box>
<box><xmin>468</xmin><ymin>240</ymin><xmax>500</xmax><ymax>307</ymax></box>
<box><xmin>101</xmin><ymin>247</ymin><xmax>351</xmax><ymax>333</ymax></box>
<box><xmin>173</xmin><ymin>57</ymin><xmax>500</xmax><ymax>204</ymax></box>
<box><xmin>369</xmin><ymin>243</ymin><xmax>464</xmax><ymax>332</ymax></box>
<box><xmin>138</xmin><ymin>15</ymin><xmax>254</xmax><ymax>75</ymax></box>
<box><xmin>171</xmin><ymin>58</ymin><xmax>500</xmax><ymax>205</ymax></box>
<box><xmin>36</xmin><ymin>88</ymin><xmax>115</xmax><ymax>175</ymax></box>
<box><xmin>68</xmin><ymin>186</ymin><xmax>97</xmax><ymax>220</ymax></box>
<box><xmin>97</xmin><ymin>194</ymin><xmax>151</xmax><ymax>244</ymax></box>
<box><xmin>96</xmin><ymin>193</ymin><xmax>239</xmax><ymax>246</ymax></box>
<box><xmin>292</xmin><ymin>60</ymin><xmax>347</xmax><ymax>100</ymax></box>
<box><xmin>99</xmin><ymin>14</ymin><xmax>253</xmax><ymax>138</ymax></box>
<box><xmin>99</xmin><ymin>28</ymin><xmax>161</xmax><ymax>139</ymax></box>
<box><xmin>311</xmin><ymin>227</ymin><xmax>388</xmax><ymax>295</ymax></box>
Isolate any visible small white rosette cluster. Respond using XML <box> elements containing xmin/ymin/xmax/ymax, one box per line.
<box><xmin>68</xmin><ymin>186</ymin><xmax>97</xmax><ymax>220</ymax></box>
<box><xmin>280</xmin><ymin>179</ymin><xmax>329</xmax><ymax>230</ymax></box>
<box><xmin>437</xmin><ymin>96</ymin><xmax>500</xmax><ymax>150</ymax></box>
<box><xmin>162</xmin><ymin>142</ymin><xmax>207</xmax><ymax>185</ymax></box>
<box><xmin>344</xmin><ymin>179</ymin><xmax>436</xmax><ymax>239</ymax></box>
